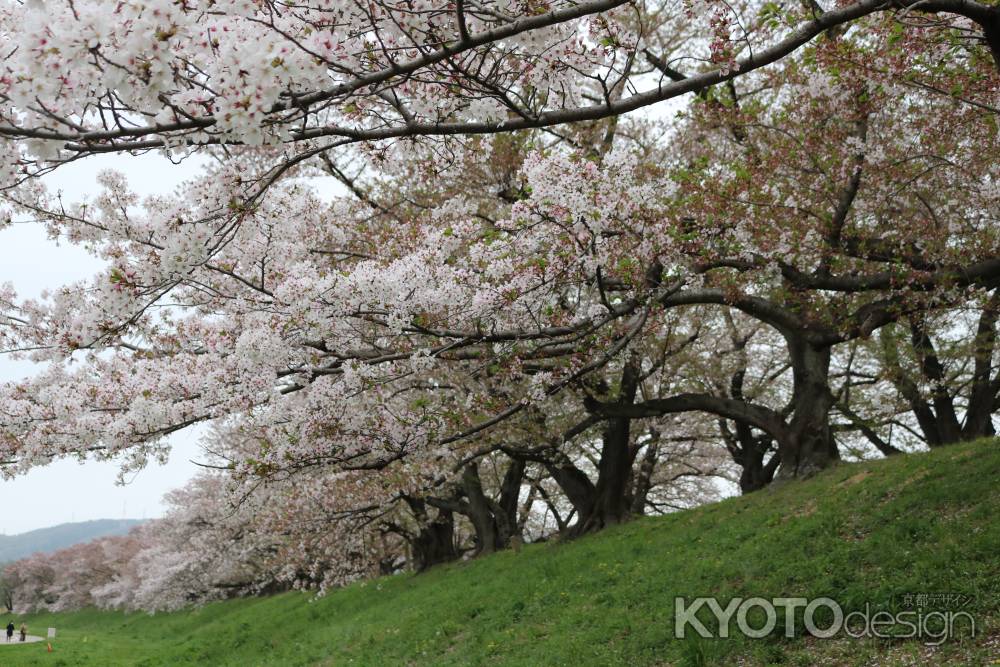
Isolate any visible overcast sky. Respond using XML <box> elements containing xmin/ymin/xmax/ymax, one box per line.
<box><xmin>0</xmin><ymin>153</ymin><xmax>206</xmax><ymax>535</ymax></box>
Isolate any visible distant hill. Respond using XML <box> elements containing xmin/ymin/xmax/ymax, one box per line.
<box><xmin>0</xmin><ymin>519</ymin><xmax>145</xmax><ymax>563</ymax></box>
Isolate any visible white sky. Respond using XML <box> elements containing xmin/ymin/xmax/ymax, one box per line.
<box><xmin>0</xmin><ymin>153</ymin><xmax>207</xmax><ymax>535</ymax></box>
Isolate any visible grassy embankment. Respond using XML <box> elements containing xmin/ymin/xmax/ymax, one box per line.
<box><xmin>4</xmin><ymin>439</ymin><xmax>999</xmax><ymax>666</ymax></box>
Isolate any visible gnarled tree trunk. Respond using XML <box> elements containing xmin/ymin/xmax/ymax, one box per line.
<box><xmin>567</xmin><ymin>355</ymin><xmax>641</xmax><ymax>536</ymax></box>
<box><xmin>721</xmin><ymin>418</ymin><xmax>780</xmax><ymax>493</ymax></box>
<box><xmin>881</xmin><ymin>301</ymin><xmax>1000</xmax><ymax>448</ymax></box>
<box><xmin>402</xmin><ymin>497</ymin><xmax>459</xmax><ymax>572</ymax></box>
<box><xmin>776</xmin><ymin>336</ymin><xmax>839</xmax><ymax>479</ymax></box>
<box><xmin>459</xmin><ymin>458</ymin><xmax>525</xmax><ymax>555</ymax></box>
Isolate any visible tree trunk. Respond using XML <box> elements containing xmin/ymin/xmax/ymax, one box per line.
<box><xmin>460</xmin><ymin>460</ymin><xmax>525</xmax><ymax>555</ymax></box>
<box><xmin>963</xmin><ymin>291</ymin><xmax>999</xmax><ymax>440</ymax></box>
<box><xmin>494</xmin><ymin>457</ymin><xmax>525</xmax><ymax>547</ymax></box>
<box><xmin>533</xmin><ymin>479</ymin><xmax>571</xmax><ymax>532</ymax></box>
<box><xmin>909</xmin><ymin>319</ymin><xmax>963</xmax><ymax>444</ymax></box>
<box><xmin>629</xmin><ymin>429</ymin><xmax>660</xmax><ymax>513</ymax></box>
<box><xmin>776</xmin><ymin>337</ymin><xmax>840</xmax><ymax>480</ymax></box>
<box><xmin>543</xmin><ymin>461</ymin><xmax>595</xmax><ymax>526</ymax></box>
<box><xmin>411</xmin><ymin>512</ymin><xmax>457</xmax><ymax>572</ymax></box>
<box><xmin>461</xmin><ymin>464</ymin><xmax>502</xmax><ymax>555</ymax></box>
<box><xmin>736</xmin><ymin>432</ymin><xmax>780</xmax><ymax>494</ymax></box>
<box><xmin>431</xmin><ymin>458</ymin><xmax>528</xmax><ymax>557</ymax></box>
<box><xmin>721</xmin><ymin>369</ymin><xmax>781</xmax><ymax>493</ymax></box>
<box><xmin>572</xmin><ymin>421</ymin><xmax>633</xmax><ymax>534</ymax></box>
<box><xmin>569</xmin><ymin>355</ymin><xmax>641</xmax><ymax>536</ymax></box>
<box><xmin>403</xmin><ymin>497</ymin><xmax>459</xmax><ymax>572</ymax></box>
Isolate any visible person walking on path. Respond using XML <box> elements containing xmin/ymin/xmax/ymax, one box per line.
<box><xmin>18</xmin><ymin>623</ymin><xmax>26</xmax><ymax>642</ymax></box>
<box><xmin>5</xmin><ymin>621</ymin><xmax>12</xmax><ymax>642</ymax></box>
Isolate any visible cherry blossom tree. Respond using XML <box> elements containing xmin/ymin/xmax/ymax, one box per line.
<box><xmin>0</xmin><ymin>537</ymin><xmax>144</xmax><ymax>613</ymax></box>
<box><xmin>586</xmin><ymin>16</ymin><xmax>1000</xmax><ymax>477</ymax></box>
<box><xmin>0</xmin><ymin>0</ymin><xmax>996</xmax><ymax>580</ymax></box>
<box><xmin>874</xmin><ymin>292</ymin><xmax>1000</xmax><ymax>446</ymax></box>
<box><xmin>0</xmin><ymin>0</ymin><xmax>995</xmax><ymax>167</ymax></box>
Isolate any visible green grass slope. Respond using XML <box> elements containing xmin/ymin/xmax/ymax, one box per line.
<box><xmin>4</xmin><ymin>441</ymin><xmax>999</xmax><ymax>667</ymax></box>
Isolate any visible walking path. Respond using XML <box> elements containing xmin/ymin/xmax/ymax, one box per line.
<box><xmin>1</xmin><ymin>635</ymin><xmax>45</xmax><ymax>645</ymax></box>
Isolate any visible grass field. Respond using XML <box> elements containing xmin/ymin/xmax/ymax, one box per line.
<box><xmin>3</xmin><ymin>440</ymin><xmax>999</xmax><ymax>666</ymax></box>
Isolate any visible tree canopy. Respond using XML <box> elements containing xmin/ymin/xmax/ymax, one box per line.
<box><xmin>0</xmin><ymin>0</ymin><xmax>998</xmax><ymax>597</ymax></box>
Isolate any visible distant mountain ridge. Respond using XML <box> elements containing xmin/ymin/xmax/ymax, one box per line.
<box><xmin>0</xmin><ymin>519</ymin><xmax>145</xmax><ymax>563</ymax></box>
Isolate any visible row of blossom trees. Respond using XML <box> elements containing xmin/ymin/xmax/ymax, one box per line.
<box><xmin>2</xmin><ymin>428</ymin><xmax>726</xmax><ymax>613</ymax></box>
<box><xmin>0</xmin><ymin>0</ymin><xmax>998</xmax><ymax>611</ymax></box>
